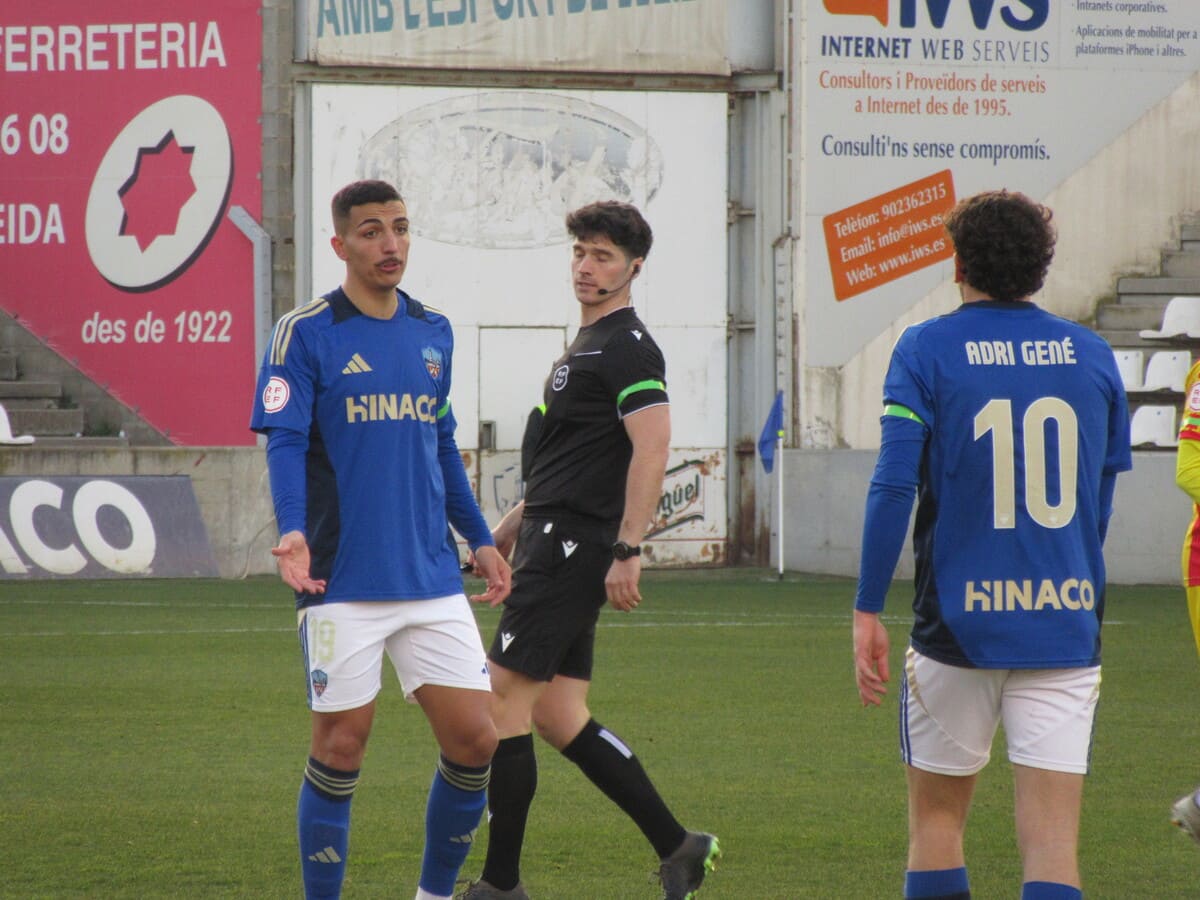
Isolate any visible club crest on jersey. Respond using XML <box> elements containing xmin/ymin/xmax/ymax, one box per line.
<box><xmin>263</xmin><ymin>376</ymin><xmax>290</xmax><ymax>413</ymax></box>
<box><xmin>311</xmin><ymin>669</ymin><xmax>329</xmax><ymax>698</ymax></box>
<box><xmin>552</xmin><ymin>364</ymin><xmax>570</xmax><ymax>391</ymax></box>
<box><xmin>1189</xmin><ymin>381</ymin><xmax>1200</xmax><ymax>414</ymax></box>
<box><xmin>423</xmin><ymin>347</ymin><xmax>444</xmax><ymax>380</ymax></box>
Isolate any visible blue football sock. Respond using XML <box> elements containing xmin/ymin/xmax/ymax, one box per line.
<box><xmin>419</xmin><ymin>755</ymin><xmax>490</xmax><ymax>898</ymax></box>
<box><xmin>298</xmin><ymin>757</ymin><xmax>358</xmax><ymax>900</ymax></box>
<box><xmin>1021</xmin><ymin>882</ymin><xmax>1082</xmax><ymax>900</ymax></box>
<box><xmin>905</xmin><ymin>866</ymin><xmax>971</xmax><ymax>899</ymax></box>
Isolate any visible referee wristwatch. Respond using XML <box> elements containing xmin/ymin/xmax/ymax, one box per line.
<box><xmin>611</xmin><ymin>540</ymin><xmax>641</xmax><ymax>561</ymax></box>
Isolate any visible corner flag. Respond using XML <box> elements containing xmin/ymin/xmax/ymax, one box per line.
<box><xmin>758</xmin><ymin>390</ymin><xmax>784</xmax><ymax>473</ymax></box>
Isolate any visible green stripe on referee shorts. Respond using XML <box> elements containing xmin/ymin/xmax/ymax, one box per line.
<box><xmin>883</xmin><ymin>403</ymin><xmax>925</xmax><ymax>425</ymax></box>
<box><xmin>617</xmin><ymin>379</ymin><xmax>666</xmax><ymax>407</ymax></box>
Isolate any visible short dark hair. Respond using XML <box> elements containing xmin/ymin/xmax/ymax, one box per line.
<box><xmin>566</xmin><ymin>201</ymin><xmax>653</xmax><ymax>260</ymax></box>
<box><xmin>331</xmin><ymin>180</ymin><xmax>402</xmax><ymax>235</ymax></box>
<box><xmin>943</xmin><ymin>190</ymin><xmax>1056</xmax><ymax>301</ymax></box>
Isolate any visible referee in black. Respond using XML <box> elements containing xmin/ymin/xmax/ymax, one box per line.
<box><xmin>459</xmin><ymin>202</ymin><xmax>719</xmax><ymax>900</ymax></box>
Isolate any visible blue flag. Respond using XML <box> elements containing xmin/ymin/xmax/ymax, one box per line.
<box><xmin>757</xmin><ymin>390</ymin><xmax>784</xmax><ymax>473</ymax></box>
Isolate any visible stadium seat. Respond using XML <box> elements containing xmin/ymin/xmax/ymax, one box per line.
<box><xmin>1129</xmin><ymin>404</ymin><xmax>1178</xmax><ymax>448</ymax></box>
<box><xmin>0</xmin><ymin>403</ymin><xmax>34</xmax><ymax>445</ymax></box>
<box><xmin>1141</xmin><ymin>350</ymin><xmax>1192</xmax><ymax>392</ymax></box>
<box><xmin>1113</xmin><ymin>349</ymin><xmax>1144</xmax><ymax>391</ymax></box>
<box><xmin>1140</xmin><ymin>296</ymin><xmax>1200</xmax><ymax>339</ymax></box>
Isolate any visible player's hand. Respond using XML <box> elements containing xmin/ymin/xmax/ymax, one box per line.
<box><xmin>271</xmin><ymin>530</ymin><xmax>327</xmax><ymax>595</ymax></box>
<box><xmin>853</xmin><ymin>609</ymin><xmax>890</xmax><ymax>707</ymax></box>
<box><xmin>605</xmin><ymin>557</ymin><xmax>642</xmax><ymax>612</ymax></box>
<box><xmin>468</xmin><ymin>545</ymin><xmax>511</xmax><ymax>607</ymax></box>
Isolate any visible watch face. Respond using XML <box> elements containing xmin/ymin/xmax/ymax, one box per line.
<box><xmin>612</xmin><ymin>541</ymin><xmax>639</xmax><ymax>560</ymax></box>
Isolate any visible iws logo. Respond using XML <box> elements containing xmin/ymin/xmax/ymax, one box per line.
<box><xmin>423</xmin><ymin>346</ymin><xmax>444</xmax><ymax>379</ymax></box>
<box><xmin>824</xmin><ymin>0</ymin><xmax>1048</xmax><ymax>29</ymax></box>
<box><xmin>85</xmin><ymin>95</ymin><xmax>234</xmax><ymax>292</ymax></box>
<box><xmin>552</xmin><ymin>364</ymin><xmax>569</xmax><ymax>391</ymax></box>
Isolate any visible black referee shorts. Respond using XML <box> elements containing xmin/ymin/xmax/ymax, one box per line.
<box><xmin>487</xmin><ymin>516</ymin><xmax>610</xmax><ymax>682</ymax></box>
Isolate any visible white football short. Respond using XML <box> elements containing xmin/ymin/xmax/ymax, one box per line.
<box><xmin>297</xmin><ymin>595</ymin><xmax>491</xmax><ymax>712</ymax></box>
<box><xmin>900</xmin><ymin>646</ymin><xmax>1101</xmax><ymax>776</ymax></box>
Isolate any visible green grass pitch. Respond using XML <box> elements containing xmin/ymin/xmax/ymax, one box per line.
<box><xmin>3</xmin><ymin>570</ymin><xmax>1198</xmax><ymax>898</ymax></box>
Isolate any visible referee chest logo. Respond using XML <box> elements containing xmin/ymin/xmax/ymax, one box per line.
<box><xmin>552</xmin><ymin>364</ymin><xmax>569</xmax><ymax>391</ymax></box>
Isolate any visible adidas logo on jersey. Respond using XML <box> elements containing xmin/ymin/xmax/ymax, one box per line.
<box><xmin>342</xmin><ymin>353</ymin><xmax>373</xmax><ymax>374</ymax></box>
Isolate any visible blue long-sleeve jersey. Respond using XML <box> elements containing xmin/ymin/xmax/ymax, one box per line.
<box><xmin>855</xmin><ymin>300</ymin><xmax>1132</xmax><ymax>668</ymax></box>
<box><xmin>250</xmin><ymin>288</ymin><xmax>493</xmax><ymax>608</ymax></box>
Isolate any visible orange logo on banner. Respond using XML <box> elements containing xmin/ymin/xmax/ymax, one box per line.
<box><xmin>824</xmin><ymin>0</ymin><xmax>888</xmax><ymax>26</ymax></box>
<box><xmin>823</xmin><ymin>170</ymin><xmax>957</xmax><ymax>302</ymax></box>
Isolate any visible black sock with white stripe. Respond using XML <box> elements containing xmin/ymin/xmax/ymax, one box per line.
<box><xmin>561</xmin><ymin>718</ymin><xmax>686</xmax><ymax>859</ymax></box>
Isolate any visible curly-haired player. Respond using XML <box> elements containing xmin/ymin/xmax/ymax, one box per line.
<box><xmin>853</xmin><ymin>190</ymin><xmax>1132</xmax><ymax>900</ymax></box>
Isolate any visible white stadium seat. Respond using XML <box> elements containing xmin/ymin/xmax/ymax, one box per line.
<box><xmin>1113</xmin><ymin>349</ymin><xmax>1144</xmax><ymax>391</ymax></box>
<box><xmin>1140</xmin><ymin>296</ymin><xmax>1200</xmax><ymax>339</ymax></box>
<box><xmin>0</xmin><ymin>402</ymin><xmax>34</xmax><ymax>445</ymax></box>
<box><xmin>1140</xmin><ymin>350</ymin><xmax>1192</xmax><ymax>392</ymax></box>
<box><xmin>1129</xmin><ymin>404</ymin><xmax>1177</xmax><ymax>448</ymax></box>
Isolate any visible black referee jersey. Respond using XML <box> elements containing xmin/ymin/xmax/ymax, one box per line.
<box><xmin>522</xmin><ymin>306</ymin><xmax>668</xmax><ymax>532</ymax></box>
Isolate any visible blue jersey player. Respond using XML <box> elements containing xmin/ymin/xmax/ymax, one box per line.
<box><xmin>250</xmin><ymin>180</ymin><xmax>511</xmax><ymax>900</ymax></box>
<box><xmin>852</xmin><ymin>191</ymin><xmax>1131</xmax><ymax>900</ymax></box>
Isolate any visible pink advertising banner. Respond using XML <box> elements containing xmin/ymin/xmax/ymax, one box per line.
<box><xmin>0</xmin><ymin>2</ymin><xmax>262</xmax><ymax>445</ymax></box>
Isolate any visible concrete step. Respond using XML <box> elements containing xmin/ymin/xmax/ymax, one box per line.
<box><xmin>16</xmin><ymin>435</ymin><xmax>131</xmax><ymax>449</ymax></box>
<box><xmin>6</xmin><ymin>406</ymin><xmax>84</xmax><ymax>436</ymax></box>
<box><xmin>1100</xmin><ymin>330</ymin><xmax>1200</xmax><ymax>352</ymax></box>
<box><xmin>0</xmin><ymin>396</ymin><xmax>59</xmax><ymax>410</ymax></box>
<box><xmin>1097</xmin><ymin>304</ymin><xmax>1169</xmax><ymax>331</ymax></box>
<box><xmin>1161</xmin><ymin>250</ymin><xmax>1200</xmax><ymax>278</ymax></box>
<box><xmin>0</xmin><ymin>380</ymin><xmax>62</xmax><ymax>401</ymax></box>
<box><xmin>1116</xmin><ymin>276</ymin><xmax>1200</xmax><ymax>297</ymax></box>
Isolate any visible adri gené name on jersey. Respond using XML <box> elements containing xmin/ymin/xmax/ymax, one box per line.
<box><xmin>964</xmin><ymin>336</ymin><xmax>1080</xmax><ymax>367</ymax></box>
<box><xmin>964</xmin><ymin>578</ymin><xmax>1096</xmax><ymax>613</ymax></box>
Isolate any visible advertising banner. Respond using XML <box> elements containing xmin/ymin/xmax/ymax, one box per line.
<box><xmin>805</xmin><ymin>0</ymin><xmax>1200</xmax><ymax>365</ymax></box>
<box><xmin>0</xmin><ymin>2</ymin><xmax>262</xmax><ymax>444</ymax></box>
<box><xmin>0</xmin><ymin>476</ymin><xmax>218</xmax><ymax>579</ymax></box>
<box><xmin>307</xmin><ymin>84</ymin><xmax>728</xmax><ymax>454</ymax></box>
<box><xmin>302</xmin><ymin>0</ymin><xmax>728</xmax><ymax>75</ymax></box>
<box><xmin>307</xmin><ymin>84</ymin><xmax>729</xmax><ymax>562</ymax></box>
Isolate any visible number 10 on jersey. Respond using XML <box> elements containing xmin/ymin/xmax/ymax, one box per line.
<box><xmin>974</xmin><ymin>397</ymin><xmax>1078</xmax><ymax>530</ymax></box>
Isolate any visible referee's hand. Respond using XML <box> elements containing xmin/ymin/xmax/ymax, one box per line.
<box><xmin>605</xmin><ymin>557</ymin><xmax>642</xmax><ymax>612</ymax></box>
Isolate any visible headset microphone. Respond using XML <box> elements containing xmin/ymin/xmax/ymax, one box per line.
<box><xmin>597</xmin><ymin>263</ymin><xmax>641</xmax><ymax>296</ymax></box>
